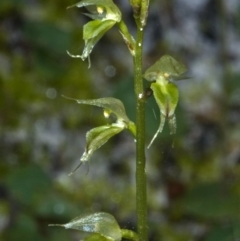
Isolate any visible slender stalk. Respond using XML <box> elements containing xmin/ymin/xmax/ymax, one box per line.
<box><xmin>134</xmin><ymin>23</ymin><xmax>148</xmax><ymax>241</ymax></box>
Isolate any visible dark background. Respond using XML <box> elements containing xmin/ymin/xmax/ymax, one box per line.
<box><xmin>1</xmin><ymin>0</ymin><xmax>240</xmax><ymax>240</ymax></box>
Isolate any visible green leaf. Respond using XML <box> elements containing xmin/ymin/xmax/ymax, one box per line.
<box><xmin>5</xmin><ymin>164</ymin><xmax>51</xmax><ymax>205</ymax></box>
<box><xmin>181</xmin><ymin>183</ymin><xmax>240</xmax><ymax>220</ymax></box>
<box><xmin>148</xmin><ymin>81</ymin><xmax>179</xmax><ymax>148</ymax></box>
<box><xmin>6</xmin><ymin>213</ymin><xmax>42</xmax><ymax>241</ymax></box>
<box><xmin>144</xmin><ymin>55</ymin><xmax>187</xmax><ymax>82</ymax></box>
<box><xmin>49</xmin><ymin>212</ymin><xmax>122</xmax><ymax>241</ymax></box>
<box><xmin>23</xmin><ymin>21</ymin><xmax>71</xmax><ymax>55</ymax></box>
<box><xmin>68</xmin><ymin>0</ymin><xmax>121</xmax><ymax>22</ymax></box>
<box><xmin>205</xmin><ymin>221</ymin><xmax>240</xmax><ymax>241</ymax></box>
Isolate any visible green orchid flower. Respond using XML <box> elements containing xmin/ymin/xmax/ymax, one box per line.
<box><xmin>63</xmin><ymin>96</ymin><xmax>136</xmax><ymax>175</ymax></box>
<box><xmin>67</xmin><ymin>0</ymin><xmax>121</xmax><ymax>67</ymax></box>
<box><xmin>144</xmin><ymin>55</ymin><xmax>187</xmax><ymax>148</ymax></box>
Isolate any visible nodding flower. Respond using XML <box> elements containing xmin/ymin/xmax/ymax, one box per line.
<box><xmin>143</xmin><ymin>55</ymin><xmax>187</xmax><ymax>148</ymax></box>
<box><xmin>67</xmin><ymin>0</ymin><xmax>121</xmax><ymax>67</ymax></box>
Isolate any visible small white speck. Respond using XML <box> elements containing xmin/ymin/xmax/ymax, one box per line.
<box><xmin>140</xmin><ymin>28</ymin><xmax>143</xmax><ymax>31</ymax></box>
<box><xmin>138</xmin><ymin>43</ymin><xmax>142</xmax><ymax>47</ymax></box>
<box><xmin>103</xmin><ymin>110</ymin><xmax>110</xmax><ymax>118</ymax></box>
<box><xmin>138</xmin><ymin>93</ymin><xmax>143</xmax><ymax>99</ymax></box>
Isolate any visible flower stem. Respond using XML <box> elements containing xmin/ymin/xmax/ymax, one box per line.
<box><xmin>134</xmin><ymin>22</ymin><xmax>148</xmax><ymax>241</ymax></box>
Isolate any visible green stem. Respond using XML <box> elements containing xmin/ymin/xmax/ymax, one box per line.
<box><xmin>134</xmin><ymin>22</ymin><xmax>148</xmax><ymax>241</ymax></box>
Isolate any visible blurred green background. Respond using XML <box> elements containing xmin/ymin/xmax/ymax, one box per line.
<box><xmin>1</xmin><ymin>0</ymin><xmax>240</xmax><ymax>240</ymax></box>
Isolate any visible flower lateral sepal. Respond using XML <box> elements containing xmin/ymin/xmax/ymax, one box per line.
<box><xmin>80</xmin><ymin>124</ymin><xmax>123</xmax><ymax>163</ymax></box>
<box><xmin>80</xmin><ymin>19</ymin><xmax>116</xmax><ymax>63</ymax></box>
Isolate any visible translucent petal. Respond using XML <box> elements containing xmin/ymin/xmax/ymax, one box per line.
<box><xmin>49</xmin><ymin>212</ymin><xmax>122</xmax><ymax>241</ymax></box>
<box><xmin>63</xmin><ymin>96</ymin><xmax>131</xmax><ymax>123</ymax></box>
<box><xmin>68</xmin><ymin>0</ymin><xmax>121</xmax><ymax>22</ymax></box>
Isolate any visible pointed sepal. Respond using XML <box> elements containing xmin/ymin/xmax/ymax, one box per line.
<box><xmin>49</xmin><ymin>212</ymin><xmax>122</xmax><ymax>241</ymax></box>
<box><xmin>144</xmin><ymin>55</ymin><xmax>187</xmax><ymax>82</ymax></box>
<box><xmin>68</xmin><ymin>125</ymin><xmax>123</xmax><ymax>175</ymax></box>
<box><xmin>68</xmin><ymin>0</ymin><xmax>121</xmax><ymax>22</ymax></box>
<box><xmin>63</xmin><ymin>96</ymin><xmax>133</xmax><ymax>127</ymax></box>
